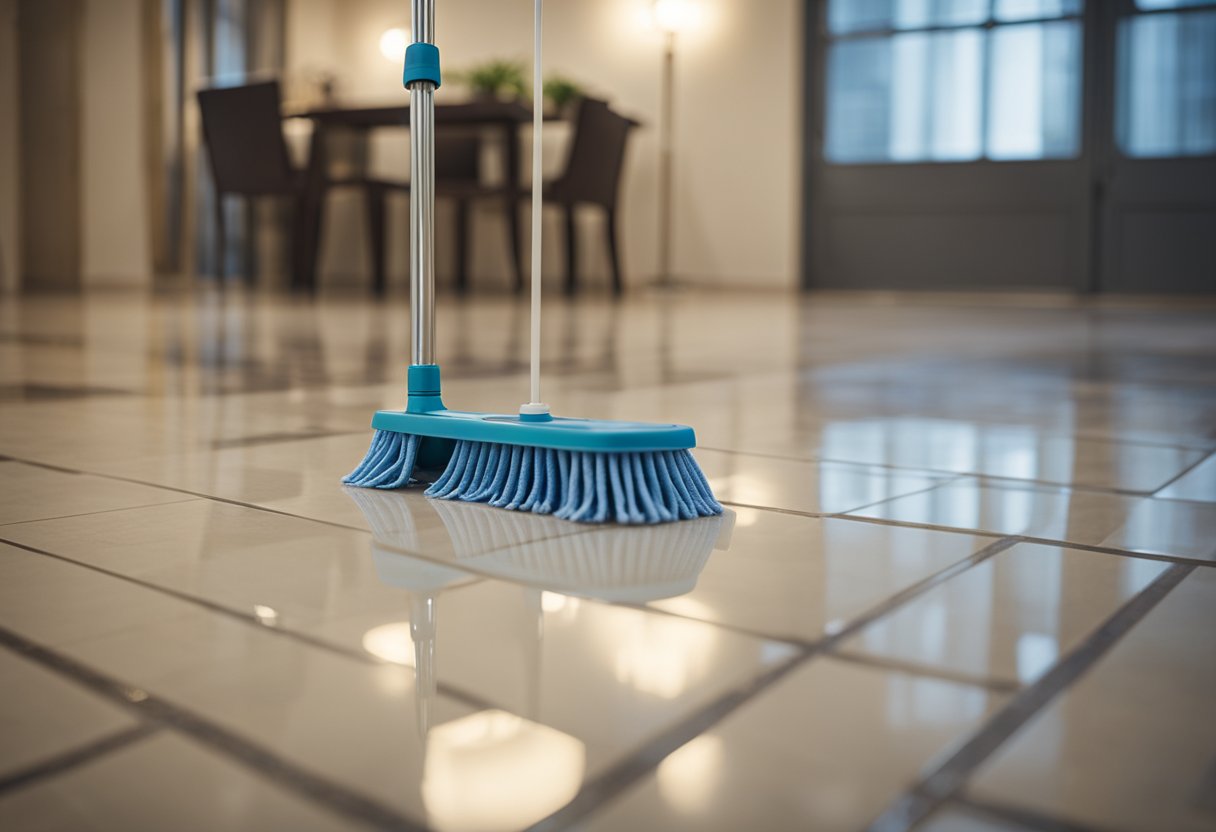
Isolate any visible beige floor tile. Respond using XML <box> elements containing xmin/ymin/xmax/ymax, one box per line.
<box><xmin>0</xmin><ymin>650</ymin><xmax>137</xmax><ymax>780</ymax></box>
<box><xmin>0</xmin><ymin>461</ymin><xmax>190</xmax><ymax>526</ymax></box>
<box><xmin>640</xmin><ymin>510</ymin><xmax>995</xmax><ymax>642</ymax></box>
<box><xmin>838</xmin><ymin>543</ymin><xmax>1168</xmax><ymax>685</ymax></box>
<box><xmin>0</xmin><ymin>542</ymin><xmax>204</xmax><ymax>648</ymax></box>
<box><xmin>0</xmin><ymin>734</ymin><xmax>360</xmax><ymax>832</ymax></box>
<box><xmin>581</xmin><ymin>658</ymin><xmax>1004</xmax><ymax>832</ymax></box>
<box><xmin>847</xmin><ymin>479</ymin><xmax>1216</xmax><ymax>559</ymax></box>
<box><xmin>1156</xmin><ymin>453</ymin><xmax>1216</xmax><ymax>502</ymax></box>
<box><xmin>696</xmin><ymin>448</ymin><xmax>949</xmax><ymax>515</ymax></box>
<box><xmin>967</xmin><ymin>568</ymin><xmax>1216</xmax><ymax>832</ymax></box>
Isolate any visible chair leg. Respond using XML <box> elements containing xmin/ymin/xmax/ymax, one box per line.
<box><xmin>507</xmin><ymin>195</ymin><xmax>524</xmax><ymax>293</ymax></box>
<box><xmin>564</xmin><ymin>203</ymin><xmax>578</xmax><ymax>296</ymax></box>
<box><xmin>455</xmin><ymin>198</ymin><xmax>470</xmax><ymax>294</ymax></box>
<box><xmin>606</xmin><ymin>208</ymin><xmax>624</xmax><ymax>296</ymax></box>
<box><xmin>364</xmin><ymin>184</ymin><xmax>387</xmax><ymax>297</ymax></box>
<box><xmin>213</xmin><ymin>193</ymin><xmax>226</xmax><ymax>284</ymax></box>
<box><xmin>243</xmin><ymin>197</ymin><xmax>258</xmax><ymax>287</ymax></box>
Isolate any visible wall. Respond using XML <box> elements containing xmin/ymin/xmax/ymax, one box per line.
<box><xmin>0</xmin><ymin>0</ymin><xmax>17</xmax><ymax>293</ymax></box>
<box><xmin>80</xmin><ymin>0</ymin><xmax>151</xmax><ymax>287</ymax></box>
<box><xmin>287</xmin><ymin>0</ymin><xmax>801</xmax><ymax>290</ymax></box>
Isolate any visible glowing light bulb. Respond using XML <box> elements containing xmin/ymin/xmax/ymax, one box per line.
<box><xmin>379</xmin><ymin>27</ymin><xmax>410</xmax><ymax>62</ymax></box>
<box><xmin>651</xmin><ymin>0</ymin><xmax>702</xmax><ymax>34</ymax></box>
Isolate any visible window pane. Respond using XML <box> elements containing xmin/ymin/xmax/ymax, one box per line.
<box><xmin>993</xmin><ymin>0</ymin><xmax>1082</xmax><ymax>21</ymax></box>
<box><xmin>828</xmin><ymin>0</ymin><xmax>989</xmax><ymax>35</ymax></box>
<box><xmin>826</xmin><ymin>30</ymin><xmax>983</xmax><ymax>162</ymax></box>
<box><xmin>1135</xmin><ymin>0</ymin><xmax>1216</xmax><ymax>10</ymax></box>
<box><xmin>1117</xmin><ymin>10</ymin><xmax>1216</xmax><ymax>157</ymax></box>
<box><xmin>987</xmin><ymin>21</ymin><xmax>1083</xmax><ymax>159</ymax></box>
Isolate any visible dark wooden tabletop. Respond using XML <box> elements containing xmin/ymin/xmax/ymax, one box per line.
<box><xmin>287</xmin><ymin>100</ymin><xmax>534</xmax><ymax>127</ymax></box>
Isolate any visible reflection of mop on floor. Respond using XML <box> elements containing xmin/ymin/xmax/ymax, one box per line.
<box><xmin>347</xmin><ymin>485</ymin><xmax>732</xmax><ymax>604</ymax></box>
<box><xmin>431</xmin><ymin>498</ymin><xmax>731</xmax><ymax>604</ymax></box>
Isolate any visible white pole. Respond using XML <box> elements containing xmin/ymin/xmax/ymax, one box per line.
<box><xmin>527</xmin><ymin>0</ymin><xmax>545</xmax><ymax>409</ymax></box>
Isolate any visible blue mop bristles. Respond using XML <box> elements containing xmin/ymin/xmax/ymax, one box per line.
<box><xmin>344</xmin><ymin>432</ymin><xmax>722</xmax><ymax>525</ymax></box>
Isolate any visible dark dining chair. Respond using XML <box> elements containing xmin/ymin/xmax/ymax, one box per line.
<box><xmin>197</xmin><ymin>80</ymin><xmax>386</xmax><ymax>291</ymax></box>
<box><xmin>544</xmin><ymin>97</ymin><xmax>636</xmax><ymax>295</ymax></box>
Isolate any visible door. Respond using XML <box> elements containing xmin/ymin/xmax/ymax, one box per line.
<box><xmin>1097</xmin><ymin>0</ymin><xmax>1216</xmax><ymax>292</ymax></box>
<box><xmin>803</xmin><ymin>0</ymin><xmax>1216</xmax><ymax>293</ymax></box>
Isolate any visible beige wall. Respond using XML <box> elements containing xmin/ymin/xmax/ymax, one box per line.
<box><xmin>0</xmin><ymin>0</ymin><xmax>17</xmax><ymax>293</ymax></box>
<box><xmin>80</xmin><ymin>0</ymin><xmax>151</xmax><ymax>286</ymax></box>
<box><xmin>288</xmin><ymin>0</ymin><xmax>801</xmax><ymax>290</ymax></box>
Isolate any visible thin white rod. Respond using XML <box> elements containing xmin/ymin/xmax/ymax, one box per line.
<box><xmin>529</xmin><ymin>0</ymin><xmax>543</xmax><ymax>405</ymax></box>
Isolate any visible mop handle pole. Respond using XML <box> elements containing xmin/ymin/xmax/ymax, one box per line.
<box><xmin>408</xmin><ymin>0</ymin><xmax>437</xmax><ymax>366</ymax></box>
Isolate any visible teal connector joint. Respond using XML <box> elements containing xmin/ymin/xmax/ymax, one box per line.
<box><xmin>402</xmin><ymin>43</ymin><xmax>441</xmax><ymax>89</ymax></box>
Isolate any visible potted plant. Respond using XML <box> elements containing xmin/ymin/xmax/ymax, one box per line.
<box><xmin>543</xmin><ymin>74</ymin><xmax>584</xmax><ymax>118</ymax></box>
<box><xmin>449</xmin><ymin>59</ymin><xmax>529</xmax><ymax>102</ymax></box>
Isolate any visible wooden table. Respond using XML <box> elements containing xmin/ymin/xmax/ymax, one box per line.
<box><xmin>287</xmin><ymin>100</ymin><xmax>532</xmax><ymax>291</ymax></box>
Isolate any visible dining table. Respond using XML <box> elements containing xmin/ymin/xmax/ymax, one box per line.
<box><xmin>286</xmin><ymin>99</ymin><xmax>534</xmax><ymax>291</ymax></box>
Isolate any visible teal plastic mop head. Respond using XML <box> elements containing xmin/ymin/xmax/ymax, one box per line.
<box><xmin>344</xmin><ymin>365</ymin><xmax>722</xmax><ymax>525</ymax></box>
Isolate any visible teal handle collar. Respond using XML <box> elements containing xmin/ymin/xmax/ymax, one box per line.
<box><xmin>403</xmin><ymin>43</ymin><xmax>441</xmax><ymax>89</ymax></box>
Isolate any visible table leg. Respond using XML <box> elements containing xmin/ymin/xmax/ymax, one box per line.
<box><xmin>503</xmin><ymin>122</ymin><xmax>524</xmax><ymax>292</ymax></box>
<box><xmin>296</xmin><ymin>124</ymin><xmax>328</xmax><ymax>292</ymax></box>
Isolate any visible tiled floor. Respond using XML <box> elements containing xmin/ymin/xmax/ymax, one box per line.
<box><xmin>1</xmin><ymin>288</ymin><xmax>1214</xmax><ymax>832</ymax></box>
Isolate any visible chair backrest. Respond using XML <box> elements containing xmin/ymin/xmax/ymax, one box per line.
<box><xmin>551</xmin><ymin>98</ymin><xmax>634</xmax><ymax>208</ymax></box>
<box><xmin>196</xmin><ymin>81</ymin><xmax>296</xmax><ymax>195</ymax></box>
<box><xmin>435</xmin><ymin>131</ymin><xmax>481</xmax><ymax>183</ymax></box>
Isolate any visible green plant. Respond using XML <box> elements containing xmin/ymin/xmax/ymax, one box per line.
<box><xmin>449</xmin><ymin>59</ymin><xmax>528</xmax><ymax>100</ymax></box>
<box><xmin>543</xmin><ymin>74</ymin><xmax>584</xmax><ymax>112</ymax></box>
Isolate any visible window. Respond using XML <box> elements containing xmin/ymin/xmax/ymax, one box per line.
<box><xmin>1116</xmin><ymin>4</ymin><xmax>1216</xmax><ymax>158</ymax></box>
<box><xmin>823</xmin><ymin>0</ymin><xmax>1084</xmax><ymax>163</ymax></box>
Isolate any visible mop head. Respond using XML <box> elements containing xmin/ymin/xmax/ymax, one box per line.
<box><xmin>344</xmin><ymin>364</ymin><xmax>722</xmax><ymax>525</ymax></box>
<box><xmin>345</xmin><ymin>432</ymin><xmax>722</xmax><ymax>525</ymax></box>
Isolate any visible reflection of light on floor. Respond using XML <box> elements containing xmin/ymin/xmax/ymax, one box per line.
<box><xmin>423</xmin><ymin>710</ymin><xmax>586</xmax><ymax>832</ymax></box>
<box><xmin>362</xmin><ymin>622</ymin><xmax>415</xmax><ymax>667</ymax></box>
<box><xmin>253</xmin><ymin>604</ymin><xmax>278</xmax><ymax>626</ymax></box>
<box><xmin>731</xmin><ymin>506</ymin><xmax>761</xmax><ymax>527</ymax></box>
<box><xmin>656</xmin><ymin>733</ymin><xmax>725</xmax><ymax>814</ymax></box>
<box><xmin>1016</xmin><ymin>631</ymin><xmax>1059</xmax><ymax>684</ymax></box>
<box><xmin>541</xmin><ymin>591</ymin><xmax>580</xmax><ymax>617</ymax></box>
<box><xmin>612</xmin><ymin>611</ymin><xmax>717</xmax><ymax>699</ymax></box>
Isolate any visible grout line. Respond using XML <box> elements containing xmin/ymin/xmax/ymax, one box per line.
<box><xmin>951</xmin><ymin>794</ymin><xmax>1123</xmax><ymax>832</ymax></box>
<box><xmin>0</xmin><ymin>625</ymin><xmax>423</xmax><ymax>832</ymax></box>
<box><xmin>828</xmin><ymin>651</ymin><xmax>1020</xmax><ymax>696</ymax></box>
<box><xmin>820</xmin><ymin>512</ymin><xmax>1216</xmax><ymax>568</ymax></box>
<box><xmin>0</xmin><ymin>498</ymin><xmax>199</xmax><ymax>529</ymax></box>
<box><xmin>0</xmin><ymin>724</ymin><xmax>161</xmax><ymax>798</ymax></box>
<box><xmin>0</xmin><ymin>537</ymin><xmax>499</xmax><ymax>716</ymax></box>
<box><xmin>835</xmin><ymin>475</ymin><xmax>973</xmax><ymax>517</ymax></box>
<box><xmin>868</xmin><ymin>563</ymin><xmax>1195</xmax><ymax>832</ymax></box>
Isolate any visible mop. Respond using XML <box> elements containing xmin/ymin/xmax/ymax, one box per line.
<box><xmin>345</xmin><ymin>0</ymin><xmax>721</xmax><ymax>525</ymax></box>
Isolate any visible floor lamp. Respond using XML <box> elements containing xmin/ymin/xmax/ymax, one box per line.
<box><xmin>651</xmin><ymin>0</ymin><xmax>700</xmax><ymax>288</ymax></box>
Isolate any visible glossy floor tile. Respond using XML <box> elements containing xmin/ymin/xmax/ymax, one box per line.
<box><xmin>2</xmin><ymin>289</ymin><xmax>1214</xmax><ymax>830</ymax></box>
<box><xmin>838</xmin><ymin>542</ymin><xmax>1169</xmax><ymax>686</ymax></box>
<box><xmin>967</xmin><ymin>567</ymin><xmax>1216</xmax><ymax>832</ymax></box>
<box><xmin>581</xmin><ymin>657</ymin><xmax>1005</xmax><ymax>832</ymax></box>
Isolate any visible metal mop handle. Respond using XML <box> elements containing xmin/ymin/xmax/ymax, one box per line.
<box><xmin>409</xmin><ymin>0</ymin><xmax>437</xmax><ymax>366</ymax></box>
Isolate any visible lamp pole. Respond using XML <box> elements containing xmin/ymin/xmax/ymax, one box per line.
<box><xmin>657</xmin><ymin>29</ymin><xmax>676</xmax><ymax>288</ymax></box>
